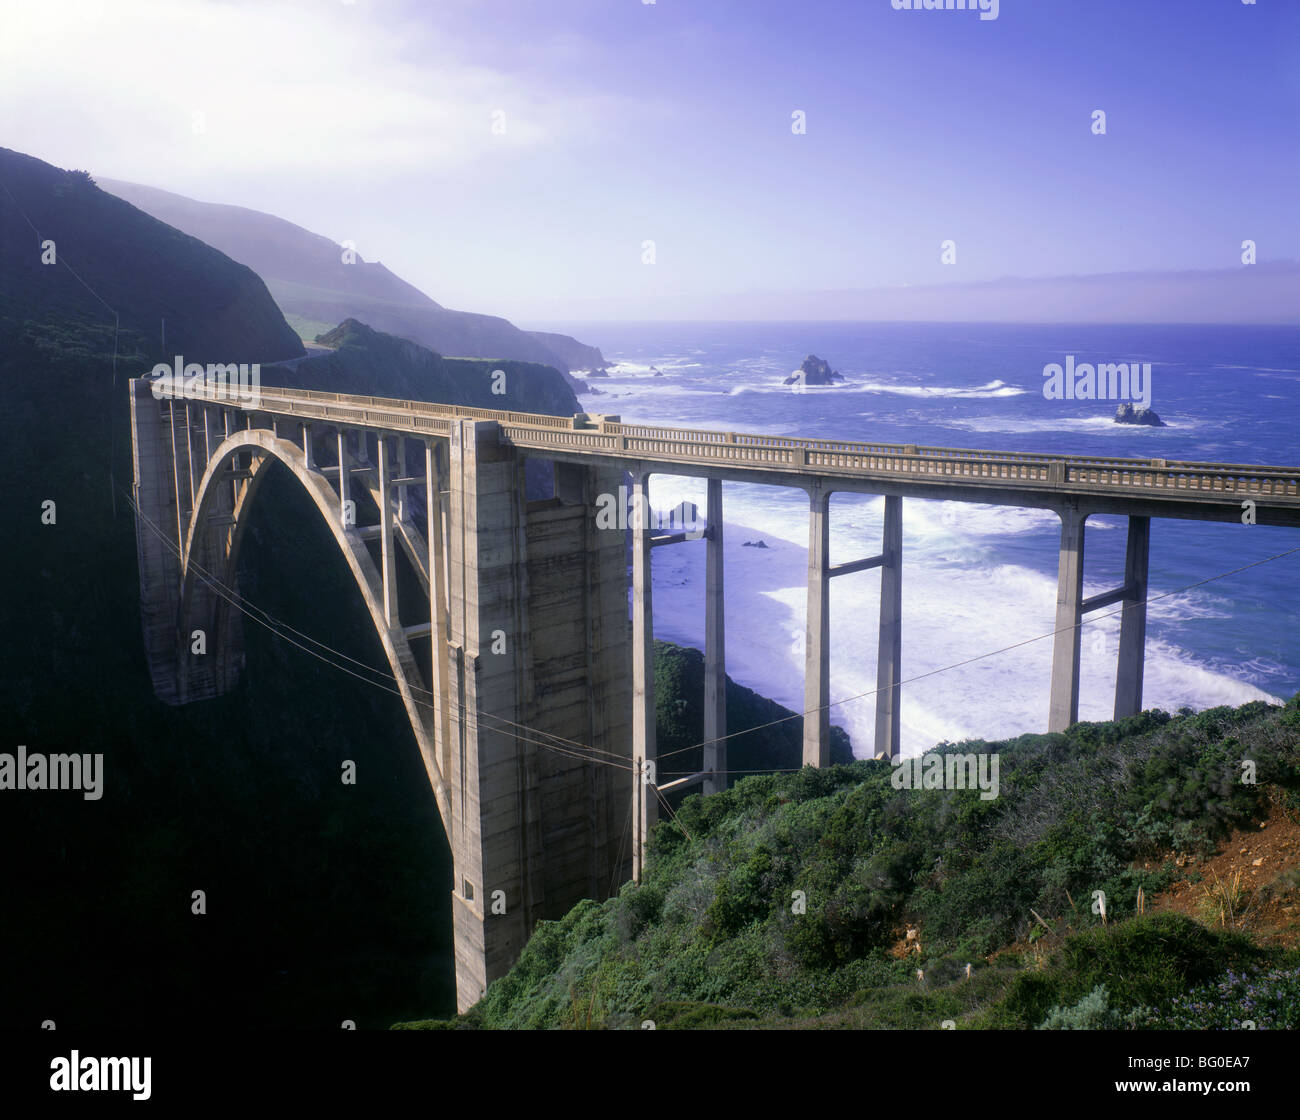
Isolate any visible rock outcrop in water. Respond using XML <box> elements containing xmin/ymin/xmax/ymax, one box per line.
<box><xmin>1114</xmin><ymin>403</ymin><xmax>1167</xmax><ymax>427</ymax></box>
<box><xmin>783</xmin><ymin>354</ymin><xmax>844</xmax><ymax>386</ymax></box>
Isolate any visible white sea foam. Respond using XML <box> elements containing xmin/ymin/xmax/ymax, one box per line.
<box><xmin>721</xmin><ymin>378</ymin><xmax>1027</xmax><ymax>399</ymax></box>
<box><xmin>643</xmin><ymin>477</ymin><xmax>1281</xmax><ymax>760</ymax></box>
<box><xmin>945</xmin><ymin>414</ymin><xmax>1201</xmax><ymax>435</ymax></box>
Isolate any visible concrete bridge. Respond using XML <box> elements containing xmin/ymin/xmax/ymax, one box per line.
<box><xmin>129</xmin><ymin>377</ymin><xmax>1300</xmax><ymax>1010</ymax></box>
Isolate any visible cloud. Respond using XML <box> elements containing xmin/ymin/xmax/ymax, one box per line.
<box><xmin>0</xmin><ymin>0</ymin><xmax>617</xmax><ymax>184</ymax></box>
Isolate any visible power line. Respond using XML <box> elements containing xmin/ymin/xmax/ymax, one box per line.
<box><xmin>142</xmin><ymin>476</ymin><xmax>632</xmax><ymax>763</ymax></box>
<box><xmin>120</xmin><ymin>467</ymin><xmax>1300</xmax><ymax>786</ymax></box>
<box><xmin>654</xmin><ymin>542</ymin><xmax>1300</xmax><ymax>763</ymax></box>
<box><xmin>123</xmin><ymin>486</ymin><xmax>634</xmax><ymax>774</ymax></box>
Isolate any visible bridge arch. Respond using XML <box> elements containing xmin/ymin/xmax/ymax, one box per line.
<box><xmin>177</xmin><ymin>426</ymin><xmax>449</xmax><ymax>825</ymax></box>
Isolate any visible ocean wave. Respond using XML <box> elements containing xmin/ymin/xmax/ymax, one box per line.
<box><xmin>640</xmin><ymin>487</ymin><xmax>1279</xmax><ymax>756</ymax></box>
<box><xmin>1213</xmin><ymin>365</ymin><xmax>1300</xmax><ymax>374</ymax></box>
<box><xmin>945</xmin><ymin>414</ymin><xmax>1201</xmax><ymax>434</ymax></box>
<box><xmin>723</xmin><ymin>378</ymin><xmax>1029</xmax><ymax>399</ymax></box>
<box><xmin>854</xmin><ymin>378</ymin><xmax>1029</xmax><ymax>399</ymax></box>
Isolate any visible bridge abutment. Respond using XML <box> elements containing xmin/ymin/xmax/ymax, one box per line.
<box><xmin>130</xmin><ymin>381</ymin><xmax>245</xmax><ymax>704</ymax></box>
<box><xmin>446</xmin><ymin>420</ymin><xmax>631</xmax><ymax>1009</ymax></box>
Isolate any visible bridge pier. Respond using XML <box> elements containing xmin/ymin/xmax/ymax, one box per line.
<box><xmin>1049</xmin><ymin>505</ymin><xmax>1087</xmax><ymax>732</ymax></box>
<box><xmin>1049</xmin><ymin>508</ymin><xmax>1152</xmax><ymax>732</ymax></box>
<box><xmin>444</xmin><ymin>421</ymin><xmax>632</xmax><ymax>1008</ymax></box>
<box><xmin>803</xmin><ymin>486</ymin><xmax>832</xmax><ymax>768</ymax></box>
<box><xmin>874</xmin><ymin>495</ymin><xmax>903</xmax><ymax>762</ymax></box>
<box><xmin>631</xmin><ymin>472</ymin><xmax>657</xmax><ymax>881</ymax></box>
<box><xmin>1114</xmin><ymin>516</ymin><xmax>1150</xmax><ymax>719</ymax></box>
<box><xmin>445</xmin><ymin>419</ymin><xmax>531</xmax><ymax>1007</ymax></box>
<box><xmin>704</xmin><ymin>478</ymin><xmax>726</xmax><ymax>794</ymax></box>
<box><xmin>804</xmin><ymin>490</ymin><xmax>905</xmax><ymax>765</ymax></box>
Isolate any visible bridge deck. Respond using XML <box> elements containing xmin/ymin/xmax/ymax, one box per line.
<box><xmin>153</xmin><ymin>381</ymin><xmax>1300</xmax><ymax>520</ymax></box>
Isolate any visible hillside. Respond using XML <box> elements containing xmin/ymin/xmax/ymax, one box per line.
<box><xmin>0</xmin><ymin>149</ymin><xmax>303</xmax><ymax>365</ymax></box>
<box><xmin>398</xmin><ymin>699</ymin><xmax>1300</xmax><ymax>1029</ymax></box>
<box><xmin>0</xmin><ymin>152</ymin><xmax>451</xmax><ymax>1028</ymax></box>
<box><xmin>97</xmin><ymin>177</ymin><xmax>605</xmax><ymax>377</ymax></box>
<box><xmin>268</xmin><ymin>318</ymin><xmax>580</xmax><ymax>416</ymax></box>
<box><xmin>653</xmin><ymin>641</ymin><xmax>853</xmax><ymax>800</ymax></box>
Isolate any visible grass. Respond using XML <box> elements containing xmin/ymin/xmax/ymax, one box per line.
<box><xmin>393</xmin><ymin>694</ymin><xmax>1300</xmax><ymax>1030</ymax></box>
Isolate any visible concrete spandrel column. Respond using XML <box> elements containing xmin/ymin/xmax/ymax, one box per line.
<box><xmin>426</xmin><ymin>440</ymin><xmax>451</xmax><ymax>779</ymax></box>
<box><xmin>1114</xmin><ymin>515</ymin><xmax>1150</xmax><ymax>720</ymax></box>
<box><xmin>704</xmin><ymin>477</ymin><xmax>726</xmax><ymax>794</ymax></box>
<box><xmin>377</xmin><ymin>435</ymin><xmax>398</xmax><ymax>629</ymax></box>
<box><xmin>396</xmin><ymin>437</ymin><xmax>408</xmax><ymax>522</ymax></box>
<box><xmin>631</xmin><ymin>472</ymin><xmax>657</xmax><ymax>881</ymax></box>
<box><xmin>803</xmin><ymin>486</ymin><xmax>831</xmax><ymax>768</ymax></box>
<box><xmin>184</xmin><ymin>404</ymin><xmax>197</xmax><ymax>514</ymax></box>
<box><xmin>874</xmin><ymin>494</ymin><xmax>902</xmax><ymax>762</ymax></box>
<box><xmin>1049</xmin><ymin>505</ymin><xmax>1087</xmax><ymax>732</ymax></box>
<box><xmin>336</xmin><ymin>429</ymin><xmax>350</xmax><ymax>528</ymax></box>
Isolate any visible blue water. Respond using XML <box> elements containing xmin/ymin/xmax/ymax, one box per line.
<box><xmin>536</xmin><ymin>322</ymin><xmax>1300</xmax><ymax>755</ymax></box>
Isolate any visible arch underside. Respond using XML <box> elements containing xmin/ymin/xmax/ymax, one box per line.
<box><xmin>177</xmin><ymin>427</ymin><xmax>450</xmax><ymax>827</ymax></box>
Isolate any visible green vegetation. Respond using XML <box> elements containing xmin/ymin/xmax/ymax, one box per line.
<box><xmin>267</xmin><ymin>318</ymin><xmax>579</xmax><ymax>416</ymax></box>
<box><xmin>398</xmin><ymin>698</ymin><xmax>1300</xmax><ymax>1029</ymax></box>
<box><xmin>0</xmin><ymin>147</ymin><xmax>302</xmax><ymax>364</ymax></box>
<box><xmin>280</xmin><ymin>313</ymin><xmax>337</xmax><ymax>342</ymax></box>
<box><xmin>652</xmin><ymin>641</ymin><xmax>853</xmax><ymax>799</ymax></box>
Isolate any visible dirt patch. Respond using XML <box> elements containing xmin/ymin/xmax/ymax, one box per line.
<box><xmin>1138</xmin><ymin>800</ymin><xmax>1300</xmax><ymax>949</ymax></box>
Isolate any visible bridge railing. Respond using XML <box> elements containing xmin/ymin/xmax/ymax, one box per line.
<box><xmin>151</xmin><ymin>380</ymin><xmax>1300</xmax><ymax>501</ymax></box>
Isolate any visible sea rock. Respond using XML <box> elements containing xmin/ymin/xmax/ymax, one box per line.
<box><xmin>742</xmin><ymin>539</ymin><xmax>769</xmax><ymax>549</ymax></box>
<box><xmin>782</xmin><ymin>354</ymin><xmax>844</xmax><ymax>387</ymax></box>
<box><xmin>1114</xmin><ymin>403</ymin><xmax>1167</xmax><ymax>427</ymax></box>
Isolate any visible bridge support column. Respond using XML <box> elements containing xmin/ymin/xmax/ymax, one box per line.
<box><xmin>184</xmin><ymin>404</ymin><xmax>198</xmax><ymax>513</ymax></box>
<box><xmin>336</xmin><ymin>429</ymin><xmax>350</xmax><ymax>527</ymax></box>
<box><xmin>1114</xmin><ymin>515</ymin><xmax>1150</xmax><ymax>719</ymax></box>
<box><xmin>1049</xmin><ymin>505</ymin><xmax>1087</xmax><ymax>732</ymax></box>
<box><xmin>446</xmin><ymin>419</ymin><xmax>530</xmax><ymax>1011</ymax></box>
<box><xmin>704</xmin><ymin>477</ymin><xmax>726</xmax><ymax>794</ymax></box>
<box><xmin>631</xmin><ymin>472</ymin><xmax>657</xmax><ymax>880</ymax></box>
<box><xmin>803</xmin><ymin>486</ymin><xmax>831</xmax><ymax>767</ymax></box>
<box><xmin>874</xmin><ymin>495</ymin><xmax>902</xmax><ymax>761</ymax></box>
<box><xmin>377</xmin><ymin>435</ymin><xmax>398</xmax><ymax>628</ymax></box>
<box><xmin>426</xmin><ymin>440</ymin><xmax>452</xmax><ymax>777</ymax></box>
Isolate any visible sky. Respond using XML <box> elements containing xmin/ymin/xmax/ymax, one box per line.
<box><xmin>4</xmin><ymin>0</ymin><xmax>1298</xmax><ymax>321</ymax></box>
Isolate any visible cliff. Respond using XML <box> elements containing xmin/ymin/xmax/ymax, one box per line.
<box><xmin>270</xmin><ymin>318</ymin><xmax>580</xmax><ymax>415</ymax></box>
<box><xmin>97</xmin><ymin>177</ymin><xmax>606</xmax><ymax>376</ymax></box>
<box><xmin>400</xmin><ymin>698</ymin><xmax>1300</xmax><ymax>1030</ymax></box>
<box><xmin>0</xmin><ymin>149</ymin><xmax>303</xmax><ymax>365</ymax></box>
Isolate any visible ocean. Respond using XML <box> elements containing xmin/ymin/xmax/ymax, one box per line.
<box><xmin>537</xmin><ymin>321</ymin><xmax>1300</xmax><ymax>758</ymax></box>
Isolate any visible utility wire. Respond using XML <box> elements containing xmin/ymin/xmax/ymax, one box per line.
<box><xmin>120</xmin><ymin>455</ymin><xmax>1300</xmax><ymax>780</ymax></box>
<box><xmin>124</xmin><ymin>486</ymin><xmax>634</xmax><ymax>773</ymax></box>
<box><xmin>654</xmin><ymin>542</ymin><xmax>1300</xmax><ymax>764</ymax></box>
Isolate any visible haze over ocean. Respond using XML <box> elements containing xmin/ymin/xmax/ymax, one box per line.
<box><xmin>532</xmin><ymin>321</ymin><xmax>1300</xmax><ymax>756</ymax></box>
